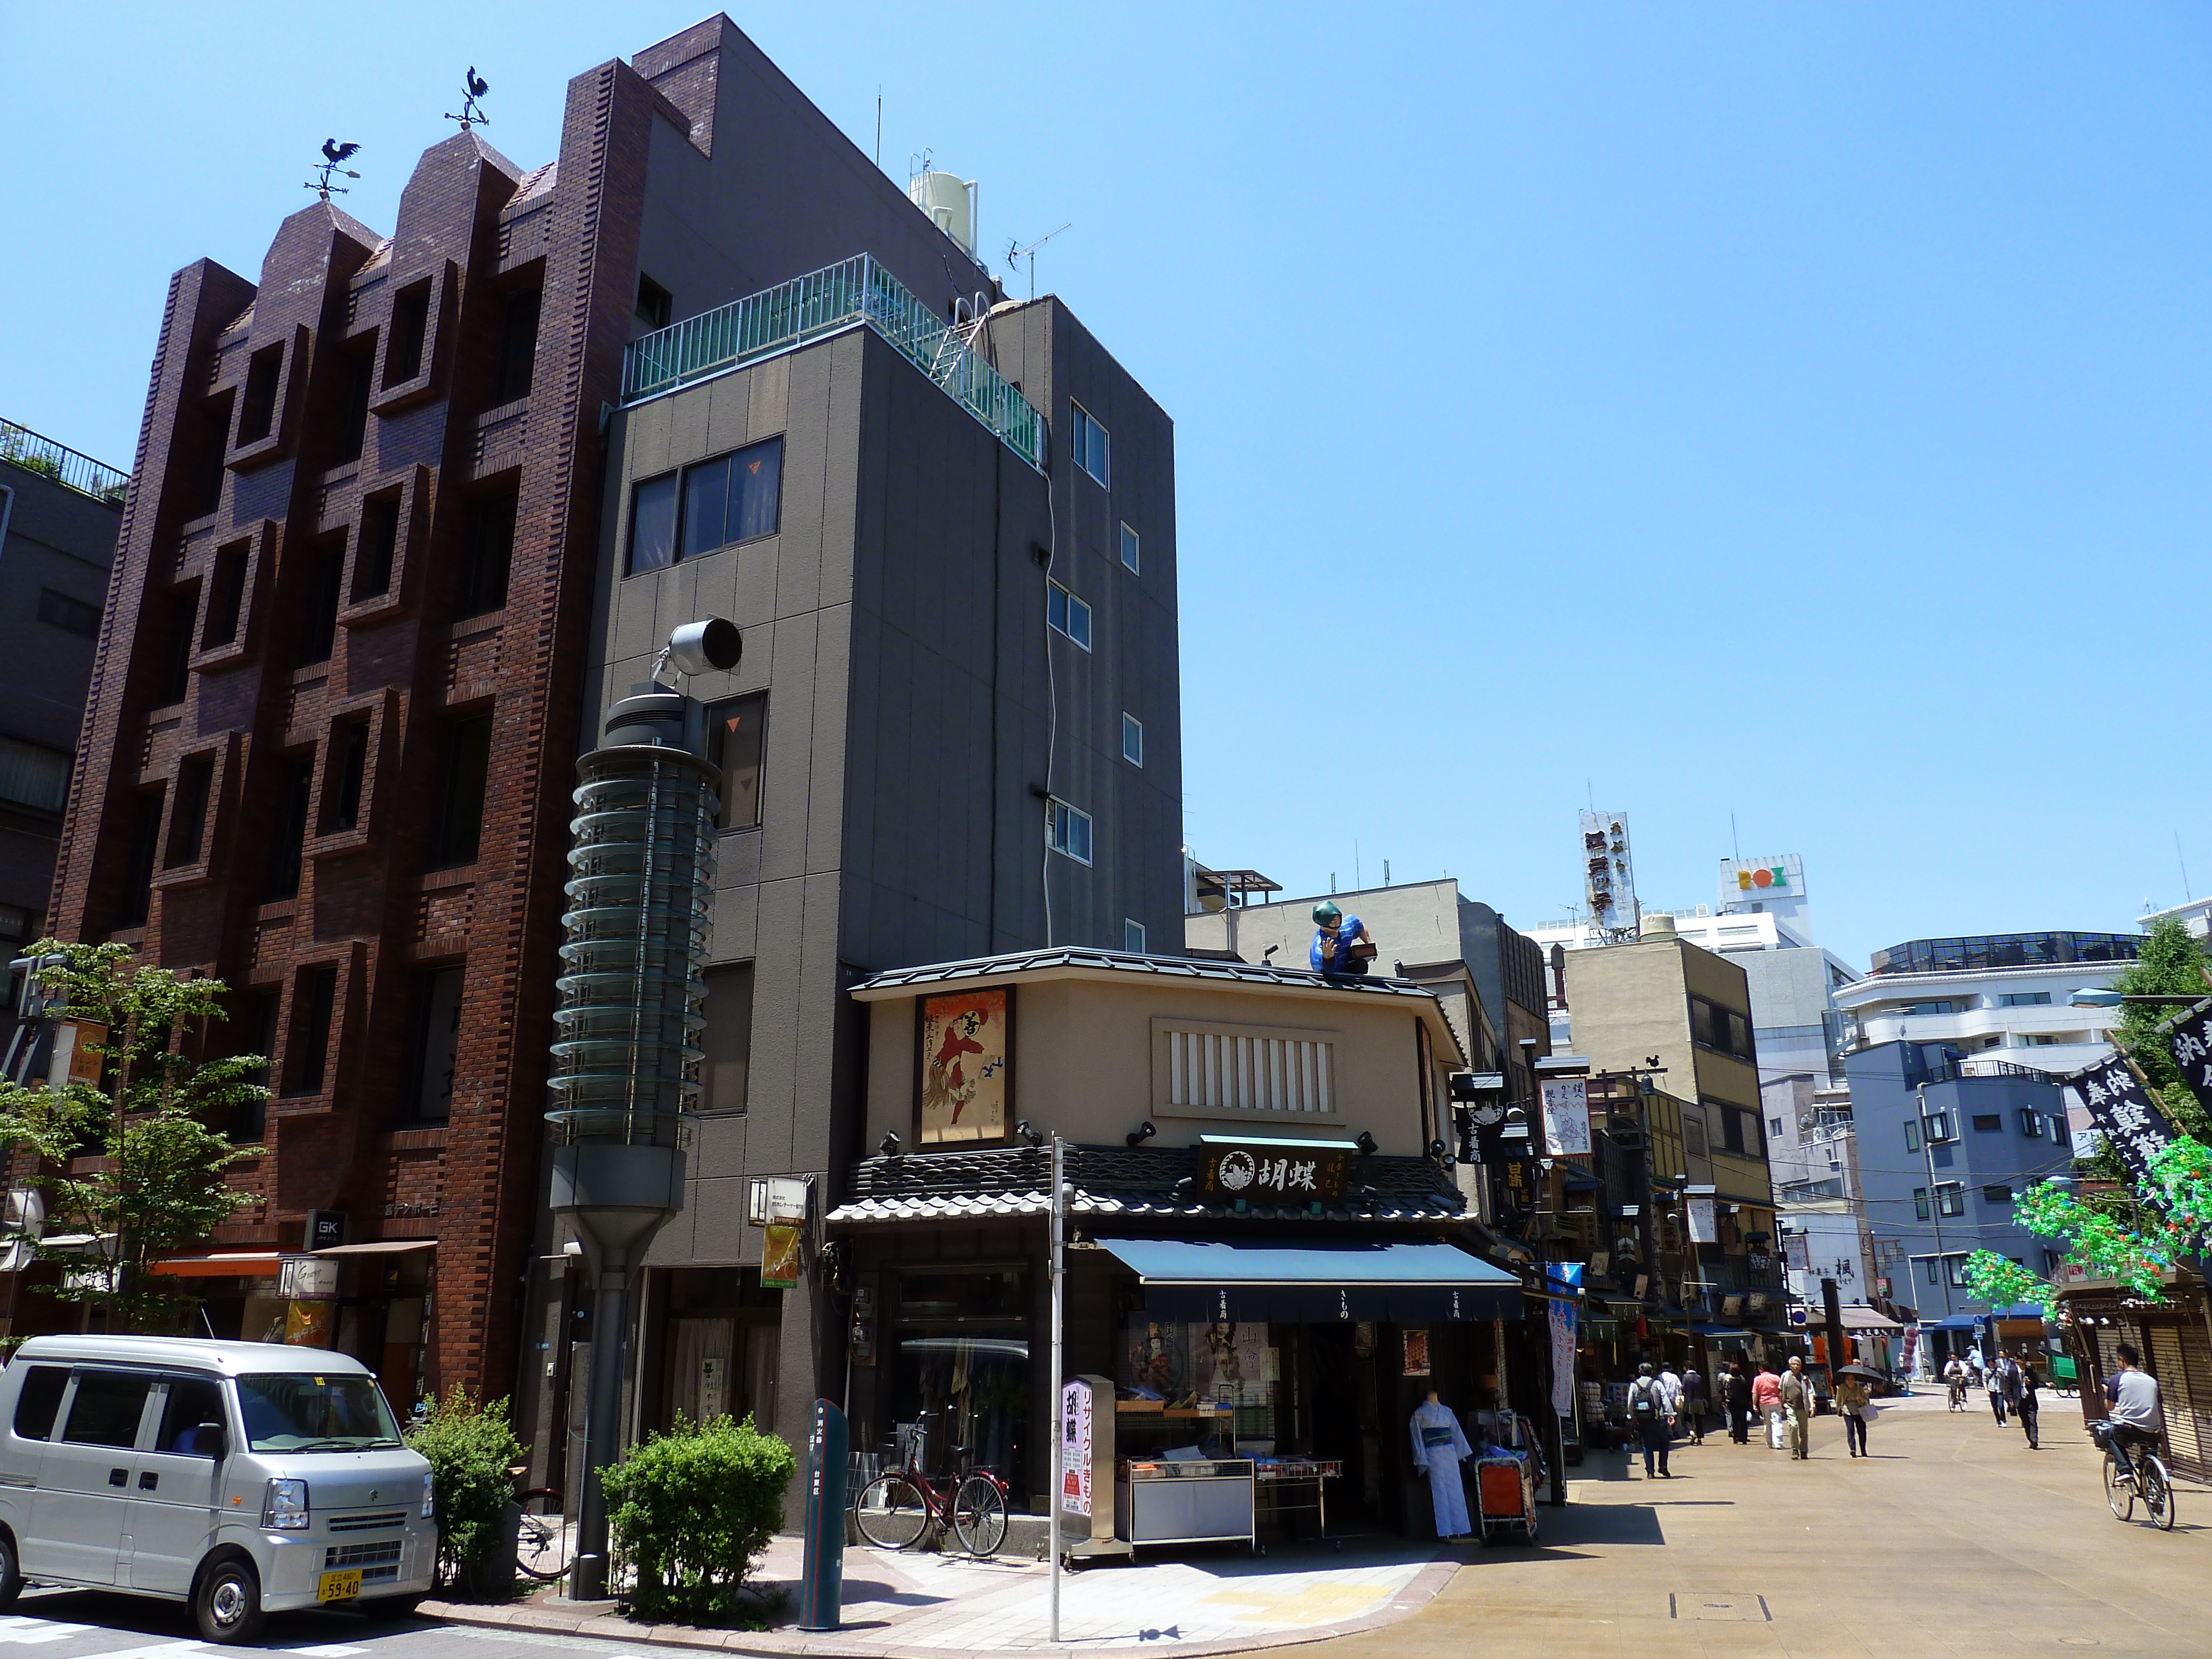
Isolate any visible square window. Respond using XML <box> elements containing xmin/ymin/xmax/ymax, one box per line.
<box><xmin>1046</xmin><ymin>799</ymin><xmax>1092</xmax><ymax>865</ymax></box>
<box><xmin>1121</xmin><ymin>713</ymin><xmax>1142</xmax><ymax>767</ymax></box>
<box><xmin>1937</xmin><ymin>1183</ymin><xmax>1965</xmax><ymax>1217</ymax></box>
<box><xmin>1119</xmin><ymin>523</ymin><xmax>1139</xmax><ymax>573</ymax></box>
<box><xmin>2020</xmin><ymin>1109</ymin><xmax>2043</xmax><ymax>1139</ymax></box>
<box><xmin>1048</xmin><ymin>581</ymin><xmax>1091</xmax><ymax>650</ymax></box>
<box><xmin>37</xmin><ymin>588</ymin><xmax>101</xmax><ymax>640</ymax></box>
<box><xmin>1971</xmin><ymin>1113</ymin><xmax>2002</xmax><ymax>1133</ymax></box>
<box><xmin>1983</xmin><ymin>1183</ymin><xmax>2015</xmax><ymax>1204</ymax></box>
<box><xmin>1124</xmin><ymin>919</ymin><xmax>1146</xmax><ymax>954</ymax></box>
<box><xmin>1069</xmin><ymin>401</ymin><xmax>1109</xmax><ymax>487</ymax></box>
<box><xmin>1767</xmin><ymin>1117</ymin><xmax>1782</xmax><ymax>1138</ymax></box>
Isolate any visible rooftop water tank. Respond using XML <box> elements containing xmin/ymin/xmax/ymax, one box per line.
<box><xmin>909</xmin><ymin>170</ymin><xmax>978</xmax><ymax>258</ymax></box>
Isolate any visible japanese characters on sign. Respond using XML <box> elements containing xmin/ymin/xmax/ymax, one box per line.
<box><xmin>917</xmin><ymin>988</ymin><xmax>1013</xmax><ymax>1145</ymax></box>
<box><xmin>1198</xmin><ymin>1141</ymin><xmax>1351</xmax><ymax>1202</ymax></box>
<box><xmin>2163</xmin><ymin>1001</ymin><xmax>2212</xmax><ymax>1102</ymax></box>
<box><xmin>1539</xmin><ymin>1077</ymin><xmax>1592</xmax><ymax>1156</ymax></box>
<box><xmin>2068</xmin><ymin>1052</ymin><xmax>2179</xmax><ymax>1188</ymax></box>
<box><xmin>1686</xmin><ymin>1197</ymin><xmax>1717</xmax><ymax>1245</ymax></box>
<box><xmin>1060</xmin><ymin>1379</ymin><xmax>1093</xmax><ymax>1517</ymax></box>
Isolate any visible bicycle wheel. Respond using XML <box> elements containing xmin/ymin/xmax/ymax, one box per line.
<box><xmin>514</xmin><ymin>1489</ymin><xmax>573</xmax><ymax>1583</ymax></box>
<box><xmin>2104</xmin><ymin>1454</ymin><xmax>2134</xmax><ymax>1522</ymax></box>
<box><xmin>951</xmin><ymin>1474</ymin><xmax>1008</xmax><ymax>1557</ymax></box>
<box><xmin>854</xmin><ymin>1475</ymin><xmax>932</xmax><ymax>1550</ymax></box>
<box><xmin>2143</xmin><ymin>1458</ymin><xmax>2176</xmax><ymax>1531</ymax></box>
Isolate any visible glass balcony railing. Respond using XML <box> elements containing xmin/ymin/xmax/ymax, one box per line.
<box><xmin>0</xmin><ymin>419</ymin><xmax>128</xmax><ymax>504</ymax></box>
<box><xmin>620</xmin><ymin>254</ymin><xmax>1046</xmax><ymax>470</ymax></box>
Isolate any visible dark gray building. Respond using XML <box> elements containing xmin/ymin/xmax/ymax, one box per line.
<box><xmin>0</xmin><ymin>422</ymin><xmax>122</xmax><ymax>966</ymax></box>
<box><xmin>1845</xmin><ymin>1039</ymin><xmax>2072</xmax><ymax>1357</ymax></box>
<box><xmin>522</xmin><ymin>16</ymin><xmax>1182</xmax><ymax>1490</ymax></box>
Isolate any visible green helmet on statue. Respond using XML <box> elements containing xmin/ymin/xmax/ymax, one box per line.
<box><xmin>1312</xmin><ymin>900</ymin><xmax>1342</xmax><ymax>925</ymax></box>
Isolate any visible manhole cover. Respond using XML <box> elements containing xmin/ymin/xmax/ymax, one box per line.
<box><xmin>1668</xmin><ymin>1594</ymin><xmax>1773</xmax><ymax>1623</ymax></box>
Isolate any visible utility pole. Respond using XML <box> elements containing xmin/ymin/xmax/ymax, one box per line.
<box><xmin>1917</xmin><ymin>1083</ymin><xmax>1953</xmax><ymax>1322</ymax></box>
<box><xmin>1047</xmin><ymin>1133</ymin><xmax>1064</xmax><ymax>1640</ymax></box>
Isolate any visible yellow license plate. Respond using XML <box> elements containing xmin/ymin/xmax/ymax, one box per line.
<box><xmin>317</xmin><ymin>1569</ymin><xmax>362</xmax><ymax>1603</ymax></box>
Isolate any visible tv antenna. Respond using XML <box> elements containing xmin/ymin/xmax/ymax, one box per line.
<box><xmin>1005</xmin><ymin>223</ymin><xmax>1071</xmax><ymax>301</ymax></box>
<box><xmin>307</xmin><ymin>140</ymin><xmax>361</xmax><ymax>200</ymax></box>
<box><xmin>446</xmin><ymin>66</ymin><xmax>491</xmax><ymax>129</ymax></box>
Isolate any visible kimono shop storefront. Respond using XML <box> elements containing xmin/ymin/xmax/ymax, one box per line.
<box><xmin>829</xmin><ymin>1149</ymin><xmax>1528</xmax><ymax>1547</ymax></box>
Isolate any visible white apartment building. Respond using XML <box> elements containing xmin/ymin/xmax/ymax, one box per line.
<box><xmin>1828</xmin><ymin>931</ymin><xmax>2141</xmax><ymax>1079</ymax></box>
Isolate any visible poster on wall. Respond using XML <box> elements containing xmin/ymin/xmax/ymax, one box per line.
<box><xmin>918</xmin><ymin>988</ymin><xmax>1013</xmax><ymax>1144</ymax></box>
<box><xmin>1540</xmin><ymin>1078</ymin><xmax>1592</xmax><ymax>1156</ymax></box>
<box><xmin>1401</xmin><ymin>1328</ymin><xmax>1431</xmax><ymax>1377</ymax></box>
<box><xmin>760</xmin><ymin>1223</ymin><xmax>802</xmax><ymax>1289</ymax></box>
<box><xmin>1687</xmin><ymin>1198</ymin><xmax>1717</xmax><ymax>1245</ymax></box>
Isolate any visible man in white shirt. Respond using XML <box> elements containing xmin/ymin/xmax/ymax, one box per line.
<box><xmin>2104</xmin><ymin>1343</ymin><xmax>2164</xmax><ymax>1483</ymax></box>
<box><xmin>1657</xmin><ymin>1363</ymin><xmax>1685</xmax><ymax>1438</ymax></box>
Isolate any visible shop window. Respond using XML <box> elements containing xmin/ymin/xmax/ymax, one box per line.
<box><xmin>887</xmin><ymin>1267</ymin><xmax>1030</xmax><ymax>1495</ymax></box>
<box><xmin>701</xmin><ymin>963</ymin><xmax>753</xmax><ymax>1113</ymax></box>
<box><xmin>407</xmin><ymin>966</ymin><xmax>463</xmax><ymax>1122</ymax></box>
<box><xmin>707</xmin><ymin>693</ymin><xmax>766</xmax><ymax>830</ymax></box>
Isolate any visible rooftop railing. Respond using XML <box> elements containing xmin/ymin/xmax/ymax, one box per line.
<box><xmin>0</xmin><ymin>420</ymin><xmax>128</xmax><ymax>505</ymax></box>
<box><xmin>620</xmin><ymin>254</ymin><xmax>1045</xmax><ymax>470</ymax></box>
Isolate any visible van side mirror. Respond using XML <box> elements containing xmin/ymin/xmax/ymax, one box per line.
<box><xmin>191</xmin><ymin>1422</ymin><xmax>227</xmax><ymax>1460</ymax></box>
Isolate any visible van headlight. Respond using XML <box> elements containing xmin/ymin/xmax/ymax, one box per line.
<box><xmin>420</xmin><ymin>1472</ymin><xmax>436</xmax><ymax>1519</ymax></box>
<box><xmin>262</xmin><ymin>1477</ymin><xmax>309</xmax><ymax>1530</ymax></box>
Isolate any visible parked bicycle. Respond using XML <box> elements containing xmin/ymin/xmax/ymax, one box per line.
<box><xmin>853</xmin><ymin>1429</ymin><xmax>1009</xmax><ymax>1556</ymax></box>
<box><xmin>514</xmin><ymin>1485</ymin><xmax>575</xmax><ymax>1582</ymax></box>
<box><xmin>2093</xmin><ymin>1421</ymin><xmax>2176</xmax><ymax>1531</ymax></box>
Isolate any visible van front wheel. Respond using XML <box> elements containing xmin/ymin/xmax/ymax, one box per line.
<box><xmin>0</xmin><ymin>1531</ymin><xmax>22</xmax><ymax>1609</ymax></box>
<box><xmin>193</xmin><ymin>1557</ymin><xmax>265</xmax><ymax>1645</ymax></box>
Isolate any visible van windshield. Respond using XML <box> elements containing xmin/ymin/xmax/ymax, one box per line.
<box><xmin>237</xmin><ymin>1373</ymin><xmax>403</xmax><ymax>1453</ymax></box>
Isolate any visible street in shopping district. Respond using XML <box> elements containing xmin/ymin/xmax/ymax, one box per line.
<box><xmin>4</xmin><ymin>5</ymin><xmax>2212</xmax><ymax>1657</ymax></box>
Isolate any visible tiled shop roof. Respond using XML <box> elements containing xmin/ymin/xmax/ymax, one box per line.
<box><xmin>848</xmin><ymin>947</ymin><xmax>1447</xmax><ymax>1005</ymax></box>
<box><xmin>826</xmin><ymin>1142</ymin><xmax>1468</xmax><ymax>1227</ymax></box>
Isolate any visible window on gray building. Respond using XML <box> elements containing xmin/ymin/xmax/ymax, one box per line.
<box><xmin>36</xmin><ymin>588</ymin><xmax>100</xmax><ymax>639</ymax></box>
<box><xmin>1971</xmin><ymin>1113</ymin><xmax>2002</xmax><ymax>1133</ymax></box>
<box><xmin>0</xmin><ymin>736</ymin><xmax>71</xmax><ymax>814</ymax></box>
<box><xmin>1047</xmin><ymin>581</ymin><xmax>1091</xmax><ymax>650</ymax></box>
<box><xmin>1119</xmin><ymin>522</ymin><xmax>1139</xmax><ymax>573</ymax></box>
<box><xmin>627</xmin><ymin>438</ymin><xmax>784</xmax><ymax>576</ymax></box>
<box><xmin>1935</xmin><ymin>1182</ymin><xmax>1965</xmax><ymax>1217</ymax></box>
<box><xmin>701</xmin><ymin>963</ymin><xmax>754</xmax><ymax>1113</ymax></box>
<box><xmin>1997</xmin><ymin>992</ymin><xmax>2052</xmax><ymax>1008</ymax></box>
<box><xmin>635</xmin><ymin>274</ymin><xmax>672</xmax><ymax>331</ymax></box>
<box><xmin>1913</xmin><ymin>1187</ymin><xmax>1928</xmax><ymax>1219</ymax></box>
<box><xmin>1046</xmin><ymin>798</ymin><xmax>1092</xmax><ymax>865</ymax></box>
<box><xmin>1983</xmin><ymin>1183</ymin><xmax>2015</xmax><ymax>1203</ymax></box>
<box><xmin>1069</xmin><ymin>401</ymin><xmax>1109</xmax><ymax>487</ymax></box>
<box><xmin>707</xmin><ymin>693</ymin><xmax>768</xmax><ymax>831</ymax></box>
<box><xmin>1124</xmin><ymin>919</ymin><xmax>1146</xmax><ymax>954</ymax></box>
<box><xmin>1121</xmin><ymin>713</ymin><xmax>1142</xmax><ymax>767</ymax></box>
<box><xmin>1904</xmin><ymin>1119</ymin><xmax>1920</xmax><ymax>1154</ymax></box>
<box><xmin>2019</xmin><ymin>1108</ymin><xmax>2042</xmax><ymax>1138</ymax></box>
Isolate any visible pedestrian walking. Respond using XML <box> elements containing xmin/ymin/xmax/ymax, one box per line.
<box><xmin>1656</xmin><ymin>1360</ymin><xmax>1684</xmax><ymax>1445</ymax></box>
<box><xmin>1966</xmin><ymin>1347</ymin><xmax>1987</xmax><ymax>1395</ymax></box>
<box><xmin>1780</xmin><ymin>1355</ymin><xmax>1814</xmax><ymax>1460</ymax></box>
<box><xmin>1989</xmin><ymin>1349</ymin><xmax>2015</xmax><ymax>1426</ymax></box>
<box><xmin>1627</xmin><ymin>1361</ymin><xmax>1675</xmax><ymax>1478</ymax></box>
<box><xmin>1943</xmin><ymin>1354</ymin><xmax>1967</xmax><ymax>1412</ymax></box>
<box><xmin>2016</xmin><ymin>1350</ymin><xmax>2042</xmax><ymax>1451</ymax></box>
<box><xmin>1725</xmin><ymin>1361</ymin><xmax>1753</xmax><ymax>1444</ymax></box>
<box><xmin>1681</xmin><ymin>1365</ymin><xmax>1708</xmax><ymax>1445</ymax></box>
<box><xmin>1752</xmin><ymin>1363</ymin><xmax>1785</xmax><ymax>1451</ymax></box>
<box><xmin>1837</xmin><ymin>1370</ymin><xmax>1874</xmax><ymax>1457</ymax></box>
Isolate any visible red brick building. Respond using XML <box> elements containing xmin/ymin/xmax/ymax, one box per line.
<box><xmin>45</xmin><ymin>19</ymin><xmax>941</xmax><ymax>1400</ymax></box>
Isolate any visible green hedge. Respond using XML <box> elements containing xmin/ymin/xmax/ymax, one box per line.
<box><xmin>405</xmin><ymin>1386</ymin><xmax>525</xmax><ymax>1595</ymax></box>
<box><xmin>604</xmin><ymin>1413</ymin><xmax>795</xmax><ymax>1624</ymax></box>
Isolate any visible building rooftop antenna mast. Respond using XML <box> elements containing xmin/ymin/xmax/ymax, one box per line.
<box><xmin>306</xmin><ymin>140</ymin><xmax>361</xmax><ymax>200</ymax></box>
<box><xmin>1005</xmin><ymin>223</ymin><xmax>1071</xmax><ymax>302</ymax></box>
<box><xmin>446</xmin><ymin>66</ymin><xmax>491</xmax><ymax>130</ymax></box>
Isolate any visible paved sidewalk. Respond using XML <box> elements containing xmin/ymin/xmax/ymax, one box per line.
<box><xmin>424</xmin><ymin>1535</ymin><xmax>1461</xmax><ymax>1657</ymax></box>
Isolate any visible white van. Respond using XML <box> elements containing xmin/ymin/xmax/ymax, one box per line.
<box><xmin>0</xmin><ymin>1337</ymin><xmax>437</xmax><ymax>1643</ymax></box>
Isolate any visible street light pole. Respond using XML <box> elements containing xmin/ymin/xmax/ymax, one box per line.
<box><xmin>1917</xmin><ymin>1083</ymin><xmax>1952</xmax><ymax>1321</ymax></box>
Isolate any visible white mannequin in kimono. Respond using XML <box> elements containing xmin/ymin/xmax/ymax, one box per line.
<box><xmin>1409</xmin><ymin>1390</ymin><xmax>1473</xmax><ymax>1538</ymax></box>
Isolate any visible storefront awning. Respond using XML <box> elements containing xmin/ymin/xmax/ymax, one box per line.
<box><xmin>152</xmin><ymin>1251</ymin><xmax>281</xmax><ymax>1279</ymax></box>
<box><xmin>312</xmin><ymin>1240</ymin><xmax>437</xmax><ymax>1257</ymax></box>
<box><xmin>1837</xmin><ymin>1306</ymin><xmax>1902</xmax><ymax>1332</ymax></box>
<box><xmin>1096</xmin><ymin>1236</ymin><xmax>1522</xmax><ymax>1322</ymax></box>
<box><xmin>1690</xmin><ymin>1324</ymin><xmax>1754</xmax><ymax>1344</ymax></box>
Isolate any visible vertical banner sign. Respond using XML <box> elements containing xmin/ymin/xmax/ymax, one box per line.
<box><xmin>2163</xmin><ymin>1001</ymin><xmax>2212</xmax><ymax>1102</ymax></box>
<box><xmin>799</xmin><ymin>1399</ymin><xmax>848</xmax><ymax>1632</ymax></box>
<box><xmin>1540</xmin><ymin>1078</ymin><xmax>1592</xmax><ymax>1156</ymax></box>
<box><xmin>1686</xmin><ymin>1198</ymin><xmax>1717</xmax><ymax>1245</ymax></box>
<box><xmin>2069</xmin><ymin>1053</ymin><xmax>2179</xmax><ymax>1188</ymax></box>
<box><xmin>1060</xmin><ymin>1378</ymin><xmax>1093</xmax><ymax>1518</ymax></box>
<box><xmin>1546</xmin><ymin>1265</ymin><xmax>1580</xmax><ymax>1419</ymax></box>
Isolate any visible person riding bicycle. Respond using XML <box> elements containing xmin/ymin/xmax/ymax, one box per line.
<box><xmin>1942</xmin><ymin>1354</ymin><xmax>1967</xmax><ymax>1412</ymax></box>
<box><xmin>2103</xmin><ymin>1342</ymin><xmax>2164</xmax><ymax>1481</ymax></box>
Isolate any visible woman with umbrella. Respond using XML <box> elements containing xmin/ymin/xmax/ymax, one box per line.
<box><xmin>1835</xmin><ymin>1363</ymin><xmax>1881</xmax><ymax>1458</ymax></box>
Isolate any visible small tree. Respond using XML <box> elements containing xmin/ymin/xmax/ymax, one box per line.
<box><xmin>405</xmin><ymin>1385</ymin><xmax>526</xmax><ymax>1593</ymax></box>
<box><xmin>603</xmin><ymin>1413</ymin><xmax>795</xmax><ymax>1624</ymax></box>
<box><xmin>0</xmin><ymin>941</ymin><xmax>265</xmax><ymax>1330</ymax></box>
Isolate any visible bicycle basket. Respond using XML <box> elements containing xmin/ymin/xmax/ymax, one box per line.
<box><xmin>2089</xmin><ymin>1419</ymin><xmax>2116</xmax><ymax>1450</ymax></box>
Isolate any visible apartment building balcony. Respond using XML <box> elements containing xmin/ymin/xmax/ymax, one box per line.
<box><xmin>1</xmin><ymin>418</ymin><xmax>129</xmax><ymax>504</ymax></box>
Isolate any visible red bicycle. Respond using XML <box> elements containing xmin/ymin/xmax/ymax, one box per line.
<box><xmin>853</xmin><ymin>1428</ymin><xmax>1009</xmax><ymax>1556</ymax></box>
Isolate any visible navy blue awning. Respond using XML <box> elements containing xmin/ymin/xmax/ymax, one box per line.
<box><xmin>1096</xmin><ymin>1237</ymin><xmax>1522</xmax><ymax>1323</ymax></box>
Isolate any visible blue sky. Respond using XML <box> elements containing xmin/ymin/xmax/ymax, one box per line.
<box><xmin>5</xmin><ymin>4</ymin><xmax>2206</xmax><ymax>969</ymax></box>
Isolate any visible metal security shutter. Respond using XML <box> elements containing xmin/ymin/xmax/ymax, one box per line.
<box><xmin>2147</xmin><ymin>1325</ymin><xmax>2208</xmax><ymax>1482</ymax></box>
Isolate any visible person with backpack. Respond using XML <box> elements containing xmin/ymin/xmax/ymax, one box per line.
<box><xmin>1628</xmin><ymin>1361</ymin><xmax>1675</xmax><ymax>1478</ymax></box>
